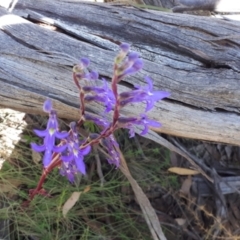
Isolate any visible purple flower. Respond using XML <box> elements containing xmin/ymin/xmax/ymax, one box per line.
<box><xmin>78</xmin><ymin>70</ymin><xmax>99</xmax><ymax>81</ymax></box>
<box><xmin>82</xmin><ymin>79</ymin><xmax>111</xmax><ymax>94</ymax></box>
<box><xmin>119</xmin><ymin>76</ymin><xmax>170</xmax><ymax>112</ymax></box>
<box><xmin>84</xmin><ymin>113</ymin><xmax>110</xmax><ymax>129</ymax></box>
<box><xmin>100</xmin><ymin>135</ymin><xmax>120</xmax><ymax>167</ymax></box>
<box><xmin>43</xmin><ymin>99</ymin><xmax>52</xmax><ymax>113</ymax></box>
<box><xmin>80</xmin><ymin>58</ymin><xmax>90</xmax><ymax>68</ymax></box>
<box><xmin>84</xmin><ymin>95</ymin><xmax>114</xmax><ymax>113</ymax></box>
<box><xmin>31</xmin><ymin>99</ymin><xmax>68</xmax><ymax>167</ymax></box>
<box><xmin>116</xmin><ymin>52</ymin><xmax>144</xmax><ymax>81</ymax></box>
<box><xmin>120</xmin><ymin>43</ymin><xmax>130</xmax><ymax>53</ymax></box>
<box><xmin>60</xmin><ymin>122</ymin><xmax>91</xmax><ymax>180</ymax></box>
<box><xmin>115</xmin><ymin>43</ymin><xmax>130</xmax><ymax>64</ymax></box>
<box><xmin>119</xmin><ymin>58</ymin><xmax>144</xmax><ymax>78</ymax></box>
<box><xmin>118</xmin><ymin>114</ymin><xmax>161</xmax><ymax>138</ymax></box>
<box><xmin>84</xmin><ymin>79</ymin><xmax>116</xmax><ymax>112</ymax></box>
<box><xmin>60</xmin><ymin>161</ymin><xmax>78</xmax><ymax>183</ymax></box>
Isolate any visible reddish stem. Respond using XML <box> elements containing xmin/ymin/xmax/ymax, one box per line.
<box><xmin>29</xmin><ymin>154</ymin><xmax>61</xmax><ymax>200</ymax></box>
<box><xmin>111</xmin><ymin>67</ymin><xmax>121</xmax><ymax>127</ymax></box>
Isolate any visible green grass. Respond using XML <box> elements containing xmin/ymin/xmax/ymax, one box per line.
<box><xmin>0</xmin><ymin>126</ymin><xmax>179</xmax><ymax>240</ymax></box>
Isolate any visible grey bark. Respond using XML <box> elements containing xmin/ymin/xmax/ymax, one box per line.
<box><xmin>0</xmin><ymin>0</ymin><xmax>240</xmax><ymax>145</ymax></box>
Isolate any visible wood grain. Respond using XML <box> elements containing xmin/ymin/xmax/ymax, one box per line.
<box><xmin>0</xmin><ymin>0</ymin><xmax>240</xmax><ymax>145</ymax></box>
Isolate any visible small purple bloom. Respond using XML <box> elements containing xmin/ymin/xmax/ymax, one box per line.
<box><xmin>128</xmin><ymin>52</ymin><xmax>140</xmax><ymax>62</ymax></box>
<box><xmin>31</xmin><ymin>100</ymin><xmax>68</xmax><ymax>167</ymax></box>
<box><xmin>80</xmin><ymin>58</ymin><xmax>90</xmax><ymax>68</ymax></box>
<box><xmin>120</xmin><ymin>43</ymin><xmax>130</xmax><ymax>53</ymax></box>
<box><xmin>115</xmin><ymin>43</ymin><xmax>130</xmax><ymax>65</ymax></box>
<box><xmin>82</xmin><ymin>79</ymin><xmax>110</xmax><ymax>94</ymax></box>
<box><xmin>84</xmin><ymin>95</ymin><xmax>114</xmax><ymax>113</ymax></box>
<box><xmin>101</xmin><ymin>135</ymin><xmax>120</xmax><ymax>167</ymax></box>
<box><xmin>60</xmin><ymin>162</ymin><xmax>78</xmax><ymax>183</ymax></box>
<box><xmin>60</xmin><ymin>123</ymin><xmax>91</xmax><ymax>181</ymax></box>
<box><xmin>61</xmin><ymin>142</ymin><xmax>91</xmax><ymax>176</ymax></box>
<box><xmin>88</xmin><ymin>71</ymin><xmax>99</xmax><ymax>80</ymax></box>
<box><xmin>120</xmin><ymin>59</ymin><xmax>144</xmax><ymax>78</ymax></box>
<box><xmin>84</xmin><ymin>113</ymin><xmax>110</xmax><ymax>128</ymax></box>
<box><xmin>79</xmin><ymin>71</ymin><xmax>99</xmax><ymax>81</ymax></box>
<box><xmin>119</xmin><ymin>76</ymin><xmax>170</xmax><ymax>112</ymax></box>
<box><xmin>83</xmin><ymin>86</ymin><xmax>106</xmax><ymax>94</ymax></box>
<box><xmin>43</xmin><ymin>99</ymin><xmax>52</xmax><ymax>113</ymax></box>
<box><xmin>116</xmin><ymin>52</ymin><xmax>143</xmax><ymax>81</ymax></box>
<box><xmin>118</xmin><ymin>114</ymin><xmax>161</xmax><ymax>138</ymax></box>
<box><xmin>84</xmin><ymin>79</ymin><xmax>116</xmax><ymax>112</ymax></box>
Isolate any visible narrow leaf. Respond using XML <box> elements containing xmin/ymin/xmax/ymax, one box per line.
<box><xmin>62</xmin><ymin>191</ymin><xmax>82</xmax><ymax>217</ymax></box>
<box><xmin>168</xmin><ymin>167</ymin><xmax>199</xmax><ymax>175</ymax></box>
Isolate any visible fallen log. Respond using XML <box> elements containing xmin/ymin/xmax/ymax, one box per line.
<box><xmin>0</xmin><ymin>0</ymin><xmax>240</xmax><ymax>145</ymax></box>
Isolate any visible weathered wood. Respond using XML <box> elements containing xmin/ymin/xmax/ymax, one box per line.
<box><xmin>0</xmin><ymin>0</ymin><xmax>240</xmax><ymax>145</ymax></box>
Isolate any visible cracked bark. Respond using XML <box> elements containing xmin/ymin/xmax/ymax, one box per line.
<box><xmin>0</xmin><ymin>0</ymin><xmax>240</xmax><ymax>145</ymax></box>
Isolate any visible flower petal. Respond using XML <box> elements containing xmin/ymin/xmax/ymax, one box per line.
<box><xmin>34</xmin><ymin>129</ymin><xmax>48</xmax><ymax>137</ymax></box>
<box><xmin>128</xmin><ymin>52</ymin><xmax>139</xmax><ymax>61</ymax></box>
<box><xmin>43</xmin><ymin>150</ymin><xmax>52</xmax><ymax>167</ymax></box>
<box><xmin>145</xmin><ymin>76</ymin><xmax>153</xmax><ymax>91</ymax></box>
<box><xmin>127</xmin><ymin>127</ymin><xmax>135</xmax><ymax>138</ymax></box>
<box><xmin>44</xmin><ymin>134</ymin><xmax>55</xmax><ymax>149</ymax></box>
<box><xmin>147</xmin><ymin>118</ymin><xmax>162</xmax><ymax>128</ymax></box>
<box><xmin>43</xmin><ymin>99</ymin><xmax>52</xmax><ymax>112</ymax></box>
<box><xmin>61</xmin><ymin>154</ymin><xmax>74</xmax><ymax>162</ymax></box>
<box><xmin>53</xmin><ymin>144</ymin><xmax>68</xmax><ymax>153</ymax></box>
<box><xmin>145</xmin><ymin>100</ymin><xmax>155</xmax><ymax>112</ymax></box>
<box><xmin>152</xmin><ymin>91</ymin><xmax>170</xmax><ymax>101</ymax></box>
<box><xmin>31</xmin><ymin>143</ymin><xmax>46</xmax><ymax>152</ymax></box>
<box><xmin>81</xmin><ymin>145</ymin><xmax>91</xmax><ymax>156</ymax></box>
<box><xmin>140</xmin><ymin>125</ymin><xmax>149</xmax><ymax>136</ymax></box>
<box><xmin>55</xmin><ymin>131</ymin><xmax>69</xmax><ymax>139</ymax></box>
<box><xmin>80</xmin><ymin>58</ymin><xmax>90</xmax><ymax>68</ymax></box>
<box><xmin>89</xmin><ymin>70</ymin><xmax>99</xmax><ymax>80</ymax></box>
<box><xmin>75</xmin><ymin>156</ymin><xmax>86</xmax><ymax>175</ymax></box>
<box><xmin>120</xmin><ymin>43</ymin><xmax>130</xmax><ymax>53</ymax></box>
<box><xmin>122</xmin><ymin>59</ymin><xmax>143</xmax><ymax>77</ymax></box>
